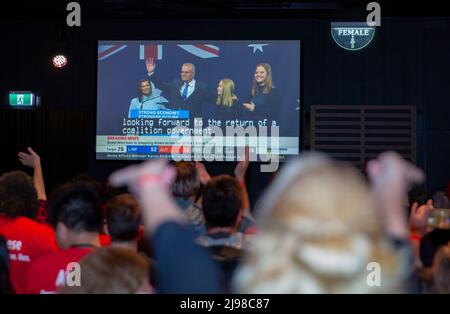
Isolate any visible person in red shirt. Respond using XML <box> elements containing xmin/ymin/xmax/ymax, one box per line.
<box><xmin>0</xmin><ymin>171</ymin><xmax>59</xmax><ymax>294</ymax></box>
<box><xmin>26</xmin><ymin>182</ymin><xmax>103</xmax><ymax>294</ymax></box>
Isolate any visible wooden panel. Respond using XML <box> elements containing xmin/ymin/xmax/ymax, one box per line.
<box><xmin>310</xmin><ymin>105</ymin><xmax>416</xmax><ymax>170</ymax></box>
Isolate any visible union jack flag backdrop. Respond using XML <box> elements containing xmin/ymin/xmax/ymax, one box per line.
<box><xmin>98</xmin><ymin>44</ymin><xmax>127</xmax><ymax>61</ymax></box>
<box><xmin>139</xmin><ymin>44</ymin><xmax>163</xmax><ymax>60</ymax></box>
<box><xmin>98</xmin><ymin>43</ymin><xmax>220</xmax><ymax>61</ymax></box>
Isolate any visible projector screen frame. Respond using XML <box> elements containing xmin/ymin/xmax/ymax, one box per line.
<box><xmin>94</xmin><ymin>39</ymin><xmax>303</xmax><ymax>164</ymax></box>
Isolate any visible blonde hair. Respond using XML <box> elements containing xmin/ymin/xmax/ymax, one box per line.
<box><xmin>233</xmin><ymin>153</ymin><xmax>408</xmax><ymax>293</ymax></box>
<box><xmin>251</xmin><ymin>63</ymin><xmax>273</xmax><ymax>97</ymax></box>
<box><xmin>59</xmin><ymin>247</ymin><xmax>150</xmax><ymax>294</ymax></box>
<box><xmin>216</xmin><ymin>79</ymin><xmax>236</xmax><ymax>108</ymax></box>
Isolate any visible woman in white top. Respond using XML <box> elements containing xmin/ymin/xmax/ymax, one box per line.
<box><xmin>128</xmin><ymin>79</ymin><xmax>168</xmax><ymax>117</ymax></box>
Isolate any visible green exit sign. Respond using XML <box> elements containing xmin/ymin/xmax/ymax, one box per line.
<box><xmin>9</xmin><ymin>91</ymin><xmax>34</xmax><ymax>106</ymax></box>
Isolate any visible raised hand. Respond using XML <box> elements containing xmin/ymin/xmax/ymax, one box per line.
<box><xmin>235</xmin><ymin>146</ymin><xmax>250</xmax><ymax>183</ymax></box>
<box><xmin>367</xmin><ymin>151</ymin><xmax>424</xmax><ymax>199</ymax></box>
<box><xmin>109</xmin><ymin>159</ymin><xmax>175</xmax><ymax>196</ymax></box>
<box><xmin>367</xmin><ymin>151</ymin><xmax>425</xmax><ymax>239</ymax></box>
<box><xmin>146</xmin><ymin>57</ymin><xmax>156</xmax><ymax>73</ymax></box>
<box><xmin>195</xmin><ymin>161</ymin><xmax>212</xmax><ymax>185</ymax></box>
<box><xmin>18</xmin><ymin>147</ymin><xmax>46</xmax><ymax>200</ymax></box>
<box><xmin>18</xmin><ymin>147</ymin><xmax>41</xmax><ymax>169</ymax></box>
<box><xmin>409</xmin><ymin>199</ymin><xmax>433</xmax><ymax>236</ymax></box>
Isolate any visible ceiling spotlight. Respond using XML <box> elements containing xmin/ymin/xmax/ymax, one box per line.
<box><xmin>52</xmin><ymin>55</ymin><xmax>68</xmax><ymax>68</ymax></box>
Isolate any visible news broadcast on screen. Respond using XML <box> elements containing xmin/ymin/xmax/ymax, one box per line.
<box><xmin>96</xmin><ymin>40</ymin><xmax>301</xmax><ymax>161</ymax></box>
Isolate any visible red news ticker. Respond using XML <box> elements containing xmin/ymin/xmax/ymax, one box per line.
<box><xmin>106</xmin><ymin>136</ymin><xmax>139</xmax><ymax>140</ymax></box>
<box><xmin>157</xmin><ymin>146</ymin><xmax>191</xmax><ymax>154</ymax></box>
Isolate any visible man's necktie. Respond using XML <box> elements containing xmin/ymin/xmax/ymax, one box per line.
<box><xmin>182</xmin><ymin>83</ymin><xmax>189</xmax><ymax>100</ymax></box>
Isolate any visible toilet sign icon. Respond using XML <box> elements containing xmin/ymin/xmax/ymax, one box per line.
<box><xmin>331</xmin><ymin>22</ymin><xmax>376</xmax><ymax>51</ymax></box>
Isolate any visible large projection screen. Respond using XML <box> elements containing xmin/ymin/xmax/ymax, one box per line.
<box><xmin>96</xmin><ymin>40</ymin><xmax>301</xmax><ymax>162</ymax></box>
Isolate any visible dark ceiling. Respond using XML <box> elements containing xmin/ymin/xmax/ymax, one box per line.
<box><xmin>1</xmin><ymin>0</ymin><xmax>448</xmax><ymax>21</ymax></box>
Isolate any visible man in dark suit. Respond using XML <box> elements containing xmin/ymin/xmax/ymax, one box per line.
<box><xmin>145</xmin><ymin>58</ymin><xmax>211</xmax><ymax>120</ymax></box>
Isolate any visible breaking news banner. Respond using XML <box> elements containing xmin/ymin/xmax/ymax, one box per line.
<box><xmin>96</xmin><ymin>40</ymin><xmax>301</xmax><ymax>162</ymax></box>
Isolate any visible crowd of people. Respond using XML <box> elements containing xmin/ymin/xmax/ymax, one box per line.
<box><xmin>0</xmin><ymin>147</ymin><xmax>449</xmax><ymax>294</ymax></box>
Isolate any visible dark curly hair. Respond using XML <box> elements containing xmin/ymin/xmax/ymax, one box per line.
<box><xmin>48</xmin><ymin>182</ymin><xmax>103</xmax><ymax>233</ymax></box>
<box><xmin>105</xmin><ymin>194</ymin><xmax>141</xmax><ymax>242</ymax></box>
<box><xmin>0</xmin><ymin>171</ymin><xmax>39</xmax><ymax>218</ymax></box>
<box><xmin>202</xmin><ymin>175</ymin><xmax>242</xmax><ymax>228</ymax></box>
